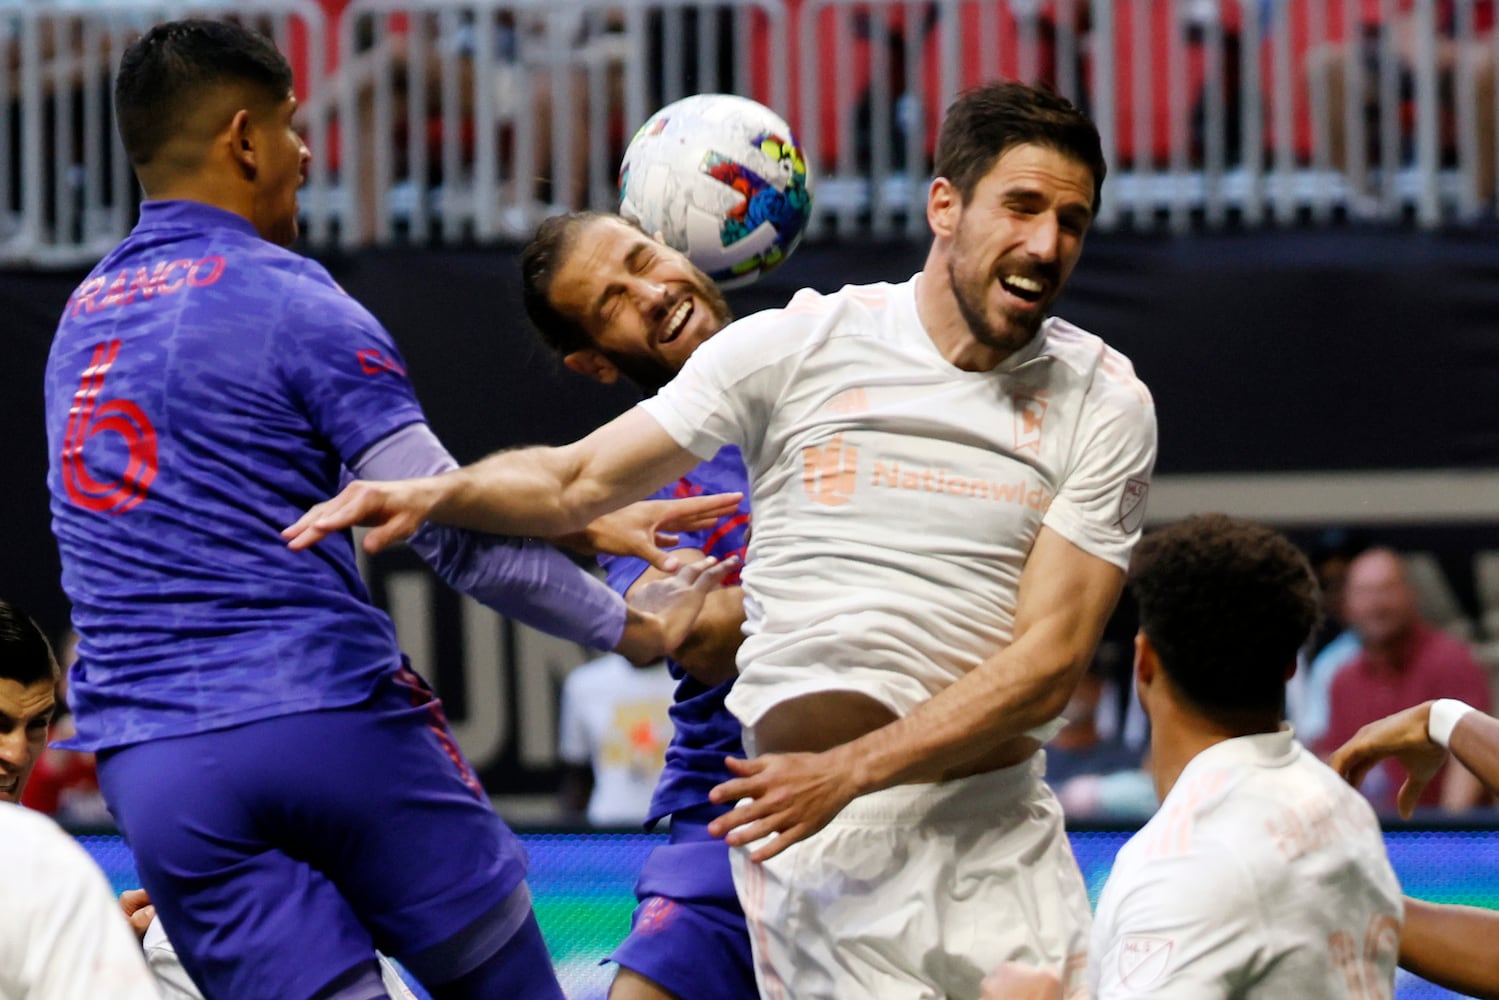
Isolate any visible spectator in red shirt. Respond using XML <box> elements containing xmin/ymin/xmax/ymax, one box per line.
<box><xmin>1316</xmin><ymin>547</ymin><xmax>1490</xmax><ymax>814</ymax></box>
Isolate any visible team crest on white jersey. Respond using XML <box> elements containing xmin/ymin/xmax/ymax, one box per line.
<box><xmin>1118</xmin><ymin>934</ymin><xmax>1173</xmax><ymax>988</ymax></box>
<box><xmin>1115</xmin><ymin>477</ymin><xmax>1149</xmax><ymax>533</ymax></box>
<box><xmin>1014</xmin><ymin>390</ymin><xmax>1049</xmax><ymax>454</ymax></box>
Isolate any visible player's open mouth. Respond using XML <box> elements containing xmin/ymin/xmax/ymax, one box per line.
<box><xmin>0</xmin><ymin>776</ymin><xmax>16</xmax><ymax>799</ymax></box>
<box><xmin>1000</xmin><ymin>273</ymin><xmax>1045</xmax><ymax>305</ymax></box>
<box><xmin>659</xmin><ymin>298</ymin><xmax>694</xmax><ymax>345</ymax></box>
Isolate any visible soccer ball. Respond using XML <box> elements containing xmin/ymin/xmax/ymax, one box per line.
<box><xmin>618</xmin><ymin>94</ymin><xmax>814</xmax><ymax>289</ymax></box>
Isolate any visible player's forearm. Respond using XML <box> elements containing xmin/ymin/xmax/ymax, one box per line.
<box><xmin>430</xmin><ymin>445</ymin><xmax>598</xmax><ymax>538</ymax></box>
<box><xmin>838</xmin><ymin>637</ymin><xmax>1083</xmax><ymax>794</ymax></box>
<box><xmin>412</xmin><ymin>528</ymin><xmax>626</xmax><ymax>650</ymax></box>
<box><xmin>1400</xmin><ymin>897</ymin><xmax>1499</xmax><ymax>998</ymax></box>
<box><xmin>1449</xmin><ymin>710</ymin><xmax>1499</xmax><ymax>795</ymax></box>
<box><xmin>669</xmin><ymin>587</ymin><xmax>745</xmax><ymax>686</ymax></box>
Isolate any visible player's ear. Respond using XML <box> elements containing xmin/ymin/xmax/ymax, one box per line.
<box><xmin>927</xmin><ymin>176</ymin><xmax>960</xmax><ymax>238</ymax></box>
<box><xmin>563</xmin><ymin>349</ymin><xmax>621</xmax><ymax>385</ymax></box>
<box><xmin>228</xmin><ymin>109</ymin><xmax>256</xmax><ymax>175</ymax></box>
<box><xmin>1133</xmin><ymin>631</ymin><xmax>1157</xmax><ymax>694</ymax></box>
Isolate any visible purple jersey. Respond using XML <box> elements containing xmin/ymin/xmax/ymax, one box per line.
<box><xmin>601</xmin><ymin>446</ymin><xmax>750</xmax><ymax>827</ymax></box>
<box><xmin>44</xmin><ymin>201</ymin><xmax>424</xmax><ymax>752</ymax></box>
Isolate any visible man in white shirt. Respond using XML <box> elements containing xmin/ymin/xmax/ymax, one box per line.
<box><xmin>285</xmin><ymin>80</ymin><xmax>1156</xmax><ymax>999</ymax></box>
<box><xmin>558</xmin><ymin>652</ymin><xmax>677</xmax><ymax>826</ymax></box>
<box><xmin>988</xmin><ymin>514</ymin><xmax>1403</xmax><ymax>999</ymax></box>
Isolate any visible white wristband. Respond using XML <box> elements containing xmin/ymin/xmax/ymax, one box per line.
<box><xmin>1428</xmin><ymin>699</ymin><xmax>1475</xmax><ymax>750</ymax></box>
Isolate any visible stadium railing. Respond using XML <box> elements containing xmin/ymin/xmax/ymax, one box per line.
<box><xmin>2</xmin><ymin>0</ymin><xmax>1494</xmax><ymax>265</ymax></box>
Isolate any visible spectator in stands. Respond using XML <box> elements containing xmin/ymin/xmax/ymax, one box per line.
<box><xmin>1291</xmin><ymin>529</ymin><xmax>1368</xmax><ymax>745</ymax></box>
<box><xmin>1046</xmin><ymin>646</ymin><xmax>1156</xmax><ymax>820</ymax></box>
<box><xmin>1316</xmin><ymin>547</ymin><xmax>1490</xmax><ymax>813</ymax></box>
<box><xmin>1305</xmin><ymin>0</ymin><xmax>1496</xmax><ymax>209</ymax></box>
<box><xmin>557</xmin><ymin>650</ymin><xmax>676</xmax><ymax>826</ymax></box>
<box><xmin>0</xmin><ymin>600</ymin><xmax>58</xmax><ymax>807</ymax></box>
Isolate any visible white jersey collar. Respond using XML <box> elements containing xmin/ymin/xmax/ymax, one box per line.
<box><xmin>901</xmin><ymin>274</ymin><xmax>1053</xmax><ymax>374</ymax></box>
<box><xmin>1177</xmin><ymin>726</ymin><xmax>1300</xmax><ymax>784</ymax></box>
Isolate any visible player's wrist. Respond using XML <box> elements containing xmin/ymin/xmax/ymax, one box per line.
<box><xmin>1427</xmin><ymin>699</ymin><xmax>1475</xmax><ymax>749</ymax></box>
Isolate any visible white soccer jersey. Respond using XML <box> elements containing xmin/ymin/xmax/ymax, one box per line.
<box><xmin>1089</xmin><ymin>729</ymin><xmax>1403</xmax><ymax>999</ymax></box>
<box><xmin>0</xmin><ymin>802</ymin><xmax>160</xmax><ymax>1000</ymax></box>
<box><xmin>640</xmin><ymin>276</ymin><xmax>1157</xmax><ymax>734</ymax></box>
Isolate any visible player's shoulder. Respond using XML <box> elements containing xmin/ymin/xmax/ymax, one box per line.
<box><xmin>1040</xmin><ymin>317</ymin><xmax>1154</xmax><ymax>409</ymax></box>
<box><xmin>740</xmin><ymin>278</ymin><xmax>905</xmax><ymax>334</ymax></box>
<box><xmin>0</xmin><ymin>801</ymin><xmax>78</xmax><ymax>866</ymax></box>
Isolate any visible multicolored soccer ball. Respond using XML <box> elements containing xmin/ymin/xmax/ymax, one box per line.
<box><xmin>618</xmin><ymin>94</ymin><xmax>814</xmax><ymax>289</ymax></box>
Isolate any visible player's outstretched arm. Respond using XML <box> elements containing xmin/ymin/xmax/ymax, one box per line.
<box><xmin>615</xmin><ymin>554</ymin><xmax>741</xmax><ymax>664</ymax></box>
<box><xmin>1330</xmin><ymin>701</ymin><xmax>1499</xmax><ymax>819</ymax></box>
<box><xmin>622</xmin><ymin>546</ymin><xmax>746</xmax><ymax>686</ymax></box>
<box><xmin>709</xmin><ymin>526</ymin><xmax>1122</xmax><ymax>859</ymax></box>
<box><xmin>1400</xmin><ymin>897</ymin><xmax>1499</xmax><ymax>999</ymax></box>
<box><xmin>284</xmin><ymin>409</ymin><xmax>706</xmax><ymax>553</ymax></box>
<box><xmin>555</xmin><ymin>494</ymin><xmax>744</xmax><ymax>573</ymax></box>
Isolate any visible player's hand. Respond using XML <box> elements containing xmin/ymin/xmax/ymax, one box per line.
<box><xmin>119</xmin><ymin>888</ymin><xmax>155</xmax><ymax>943</ymax></box>
<box><xmin>707</xmin><ymin>751</ymin><xmax>859</xmax><ymax>862</ymax></box>
<box><xmin>283</xmin><ymin>477</ymin><xmax>446</xmax><ymax>554</ymax></box>
<box><xmin>555</xmin><ymin>492</ymin><xmax>743</xmax><ymax>573</ymax></box>
<box><xmin>1330</xmin><ymin>701</ymin><xmax>1446</xmax><ymax>820</ymax></box>
<box><xmin>981</xmin><ymin>963</ymin><xmax>1064</xmax><ymax>1000</ymax></box>
<box><xmin>615</xmin><ymin>554</ymin><xmax>740</xmax><ymax>663</ymax></box>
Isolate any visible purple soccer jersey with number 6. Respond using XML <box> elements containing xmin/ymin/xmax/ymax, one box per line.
<box><xmin>44</xmin><ymin>200</ymin><xmax>426</xmax><ymax>752</ymax></box>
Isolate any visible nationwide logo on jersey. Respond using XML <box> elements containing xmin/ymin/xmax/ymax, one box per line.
<box><xmin>635</xmin><ymin>896</ymin><xmax>680</xmax><ymax>935</ymax></box>
<box><xmin>1115</xmin><ymin>477</ymin><xmax>1149</xmax><ymax>534</ymax></box>
<box><xmin>1014</xmin><ymin>390</ymin><xmax>1049</xmax><ymax>454</ymax></box>
<box><xmin>1118</xmin><ymin>935</ymin><xmax>1173</xmax><ymax>989</ymax></box>
<box><xmin>802</xmin><ymin>433</ymin><xmax>858</xmax><ymax>507</ymax></box>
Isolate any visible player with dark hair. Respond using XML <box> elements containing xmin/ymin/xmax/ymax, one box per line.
<box><xmin>1088</xmin><ymin>515</ymin><xmax>1399</xmax><ymax>996</ymax></box>
<box><xmin>45</xmin><ymin>19</ymin><xmax>732</xmax><ymax>1000</ymax></box>
<box><xmin>289</xmin><ymin>79</ymin><xmax>1156</xmax><ymax>996</ymax></box>
<box><xmin>523</xmin><ymin>210</ymin><xmax>754</xmax><ymax>1000</ymax></box>
<box><xmin>0</xmin><ymin>599</ymin><xmax>58</xmax><ymax>806</ymax></box>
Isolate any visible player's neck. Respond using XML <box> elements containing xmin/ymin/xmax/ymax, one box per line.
<box><xmin>915</xmin><ymin>254</ymin><xmax>1014</xmax><ymax>372</ymax></box>
<box><xmin>1149</xmin><ymin>699</ymin><xmax>1281</xmax><ymax>801</ymax></box>
<box><xmin>142</xmin><ymin>176</ymin><xmax>257</xmax><ymax>234</ymax></box>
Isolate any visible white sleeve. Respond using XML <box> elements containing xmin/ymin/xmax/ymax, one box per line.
<box><xmin>1093</xmin><ymin>849</ymin><xmax>1259</xmax><ymax>999</ymax></box>
<box><xmin>1043</xmin><ymin>367</ymin><xmax>1157</xmax><ymax>571</ymax></box>
<box><xmin>637</xmin><ymin>307</ymin><xmax>809</xmax><ymax>466</ymax></box>
<box><xmin>143</xmin><ymin>918</ymin><xmax>206</xmax><ymax>999</ymax></box>
<box><xmin>11</xmin><ymin>812</ymin><xmax>161</xmax><ymax>999</ymax></box>
<box><xmin>557</xmin><ymin>666</ymin><xmax>592</xmax><ymax>765</ymax></box>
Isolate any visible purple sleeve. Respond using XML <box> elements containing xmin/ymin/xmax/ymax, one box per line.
<box><xmin>350</xmin><ymin>424</ymin><xmax>627</xmax><ymax>650</ymax></box>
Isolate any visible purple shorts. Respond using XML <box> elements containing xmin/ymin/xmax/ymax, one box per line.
<box><xmin>609</xmin><ymin>813</ymin><xmax>757</xmax><ymax>1000</ymax></box>
<box><xmin>99</xmin><ymin>666</ymin><xmax>534</xmax><ymax>1000</ymax></box>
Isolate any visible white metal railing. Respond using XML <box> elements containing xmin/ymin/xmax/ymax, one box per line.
<box><xmin>1</xmin><ymin>0</ymin><xmax>1494</xmax><ymax>264</ymax></box>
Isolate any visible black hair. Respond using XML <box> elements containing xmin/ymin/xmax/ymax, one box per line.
<box><xmin>933</xmin><ymin>80</ymin><xmax>1106</xmax><ymax>211</ymax></box>
<box><xmin>1128</xmin><ymin>514</ymin><xmax>1320</xmax><ymax>715</ymax></box>
<box><xmin>0</xmin><ymin>601</ymin><xmax>60</xmax><ymax>687</ymax></box>
<box><xmin>114</xmin><ymin>18</ymin><xmax>294</xmax><ymax>169</ymax></box>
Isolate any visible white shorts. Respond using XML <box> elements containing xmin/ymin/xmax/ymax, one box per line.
<box><xmin>731</xmin><ymin>755</ymin><xmax>1090</xmax><ymax>1000</ymax></box>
